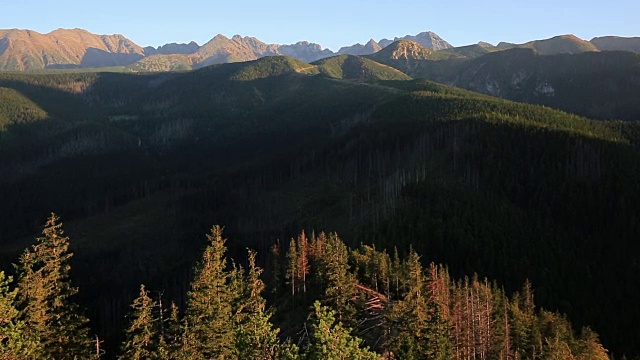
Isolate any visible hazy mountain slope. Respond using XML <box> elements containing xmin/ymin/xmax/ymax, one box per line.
<box><xmin>143</xmin><ymin>41</ymin><xmax>199</xmax><ymax>55</ymax></box>
<box><xmin>278</xmin><ymin>41</ymin><xmax>334</xmax><ymax>62</ymax></box>
<box><xmin>435</xmin><ymin>42</ymin><xmax>502</xmax><ymax>59</ymax></box>
<box><xmin>337</xmin><ymin>39</ymin><xmax>382</xmax><ymax>55</ymax></box>
<box><xmin>503</xmin><ymin>34</ymin><xmax>599</xmax><ymax>55</ymax></box>
<box><xmin>591</xmin><ymin>36</ymin><xmax>640</xmax><ymax>52</ymax></box>
<box><xmin>0</xmin><ymin>28</ymin><xmax>145</xmax><ymax>70</ymax></box>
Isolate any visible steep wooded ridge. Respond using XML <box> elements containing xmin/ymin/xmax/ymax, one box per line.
<box><xmin>368</xmin><ymin>41</ymin><xmax>640</xmax><ymax>120</ymax></box>
<box><xmin>0</xmin><ymin>56</ymin><xmax>639</xmax><ymax>357</ymax></box>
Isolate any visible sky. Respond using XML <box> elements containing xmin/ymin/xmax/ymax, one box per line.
<box><xmin>1</xmin><ymin>0</ymin><xmax>639</xmax><ymax>51</ymax></box>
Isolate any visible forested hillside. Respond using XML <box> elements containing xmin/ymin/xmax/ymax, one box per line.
<box><xmin>0</xmin><ymin>57</ymin><xmax>639</xmax><ymax>357</ymax></box>
<box><xmin>0</xmin><ymin>215</ymin><xmax>609</xmax><ymax>359</ymax></box>
<box><xmin>369</xmin><ymin>44</ymin><xmax>640</xmax><ymax>120</ymax></box>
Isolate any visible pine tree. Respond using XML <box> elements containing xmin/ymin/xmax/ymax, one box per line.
<box><xmin>575</xmin><ymin>327</ymin><xmax>608</xmax><ymax>360</ymax></box>
<box><xmin>316</xmin><ymin>233</ymin><xmax>356</xmax><ymax>324</ymax></box>
<box><xmin>182</xmin><ymin>225</ymin><xmax>235</xmax><ymax>359</ymax></box>
<box><xmin>286</xmin><ymin>238</ymin><xmax>298</xmax><ymax>301</ymax></box>
<box><xmin>158</xmin><ymin>301</ymin><xmax>181</xmax><ymax>359</ymax></box>
<box><xmin>119</xmin><ymin>284</ymin><xmax>160</xmax><ymax>360</ymax></box>
<box><xmin>297</xmin><ymin>232</ymin><xmax>310</xmax><ymax>297</ymax></box>
<box><xmin>303</xmin><ymin>301</ymin><xmax>379</xmax><ymax>360</ymax></box>
<box><xmin>234</xmin><ymin>249</ymin><xmax>285</xmax><ymax>359</ymax></box>
<box><xmin>16</xmin><ymin>213</ymin><xmax>92</xmax><ymax>360</ymax></box>
<box><xmin>0</xmin><ymin>271</ymin><xmax>34</xmax><ymax>359</ymax></box>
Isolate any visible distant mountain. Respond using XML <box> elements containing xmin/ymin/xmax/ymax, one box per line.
<box><xmin>0</xmin><ymin>28</ymin><xmax>145</xmax><ymax>70</ymax></box>
<box><xmin>379</xmin><ymin>31</ymin><xmax>453</xmax><ymax>50</ymax></box>
<box><xmin>129</xmin><ymin>35</ymin><xmax>335</xmax><ymax>71</ymax></box>
<box><xmin>0</xmin><ymin>29</ymin><xmax>336</xmax><ymax>71</ymax></box>
<box><xmin>502</xmin><ymin>34</ymin><xmax>599</xmax><ymax>55</ymax></box>
<box><xmin>367</xmin><ymin>40</ymin><xmax>445</xmax><ymax>74</ymax></box>
<box><xmin>591</xmin><ymin>36</ymin><xmax>640</xmax><ymax>52</ymax></box>
<box><xmin>278</xmin><ymin>41</ymin><xmax>334</xmax><ymax>62</ymax></box>
<box><xmin>435</xmin><ymin>42</ymin><xmax>501</xmax><ymax>59</ymax></box>
<box><xmin>408</xmin><ymin>48</ymin><xmax>640</xmax><ymax>120</ymax></box>
<box><xmin>337</xmin><ymin>39</ymin><xmax>382</xmax><ymax>56</ymax></box>
<box><xmin>144</xmin><ymin>41</ymin><xmax>199</xmax><ymax>56</ymax></box>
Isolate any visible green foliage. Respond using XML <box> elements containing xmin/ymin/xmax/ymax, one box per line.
<box><xmin>182</xmin><ymin>225</ymin><xmax>236</xmax><ymax>359</ymax></box>
<box><xmin>230</xmin><ymin>56</ymin><xmax>319</xmax><ymax>81</ymax></box>
<box><xmin>303</xmin><ymin>301</ymin><xmax>379</xmax><ymax>360</ymax></box>
<box><xmin>233</xmin><ymin>250</ymin><xmax>284</xmax><ymax>359</ymax></box>
<box><xmin>0</xmin><ymin>271</ymin><xmax>33</xmax><ymax>359</ymax></box>
<box><xmin>0</xmin><ymin>87</ymin><xmax>48</xmax><ymax>131</ymax></box>
<box><xmin>313</xmin><ymin>55</ymin><xmax>411</xmax><ymax>81</ymax></box>
<box><xmin>16</xmin><ymin>213</ymin><xmax>92</xmax><ymax>359</ymax></box>
<box><xmin>314</xmin><ymin>233</ymin><xmax>357</xmax><ymax>324</ymax></box>
<box><xmin>119</xmin><ymin>284</ymin><xmax>161</xmax><ymax>360</ymax></box>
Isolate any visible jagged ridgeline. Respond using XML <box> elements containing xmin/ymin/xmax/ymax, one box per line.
<box><xmin>0</xmin><ymin>56</ymin><xmax>639</xmax><ymax>357</ymax></box>
<box><xmin>0</xmin><ymin>217</ymin><xmax>609</xmax><ymax>359</ymax></box>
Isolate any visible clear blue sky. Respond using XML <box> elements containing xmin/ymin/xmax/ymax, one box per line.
<box><xmin>2</xmin><ymin>0</ymin><xmax>638</xmax><ymax>51</ymax></box>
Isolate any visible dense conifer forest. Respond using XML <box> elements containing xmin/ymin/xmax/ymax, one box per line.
<box><xmin>0</xmin><ymin>215</ymin><xmax>609</xmax><ymax>359</ymax></box>
<box><xmin>0</xmin><ymin>55</ymin><xmax>639</xmax><ymax>358</ymax></box>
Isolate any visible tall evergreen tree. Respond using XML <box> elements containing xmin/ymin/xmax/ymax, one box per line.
<box><xmin>16</xmin><ymin>213</ymin><xmax>92</xmax><ymax>360</ymax></box>
<box><xmin>119</xmin><ymin>284</ymin><xmax>160</xmax><ymax>360</ymax></box>
<box><xmin>234</xmin><ymin>249</ymin><xmax>289</xmax><ymax>359</ymax></box>
<box><xmin>182</xmin><ymin>225</ymin><xmax>235</xmax><ymax>359</ymax></box>
<box><xmin>286</xmin><ymin>238</ymin><xmax>298</xmax><ymax>301</ymax></box>
<box><xmin>303</xmin><ymin>301</ymin><xmax>379</xmax><ymax>360</ymax></box>
<box><xmin>0</xmin><ymin>271</ymin><xmax>33</xmax><ymax>359</ymax></box>
<box><xmin>158</xmin><ymin>301</ymin><xmax>182</xmax><ymax>359</ymax></box>
<box><xmin>316</xmin><ymin>233</ymin><xmax>356</xmax><ymax>324</ymax></box>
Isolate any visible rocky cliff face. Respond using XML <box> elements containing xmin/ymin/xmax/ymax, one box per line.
<box><xmin>379</xmin><ymin>31</ymin><xmax>453</xmax><ymax>50</ymax></box>
<box><xmin>278</xmin><ymin>41</ymin><xmax>334</xmax><ymax>63</ymax></box>
<box><xmin>0</xmin><ymin>28</ymin><xmax>145</xmax><ymax>70</ymax></box>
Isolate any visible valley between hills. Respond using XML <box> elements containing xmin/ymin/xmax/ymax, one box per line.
<box><xmin>1</xmin><ymin>27</ymin><xmax>639</xmax><ymax>359</ymax></box>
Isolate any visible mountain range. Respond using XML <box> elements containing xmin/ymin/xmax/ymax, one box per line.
<box><xmin>4</xmin><ymin>28</ymin><xmax>638</xmax><ymax>72</ymax></box>
<box><xmin>0</xmin><ymin>28</ymin><xmax>454</xmax><ymax>71</ymax></box>
<box><xmin>1</xmin><ymin>55</ymin><xmax>640</xmax><ymax>357</ymax></box>
<box><xmin>2</xmin><ymin>26</ymin><xmax>640</xmax><ymax>358</ymax></box>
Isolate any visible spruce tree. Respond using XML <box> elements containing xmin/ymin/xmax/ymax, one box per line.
<box><xmin>234</xmin><ymin>249</ymin><xmax>286</xmax><ymax>359</ymax></box>
<box><xmin>303</xmin><ymin>301</ymin><xmax>379</xmax><ymax>360</ymax></box>
<box><xmin>158</xmin><ymin>301</ymin><xmax>182</xmax><ymax>359</ymax></box>
<box><xmin>182</xmin><ymin>225</ymin><xmax>235</xmax><ymax>359</ymax></box>
<box><xmin>16</xmin><ymin>213</ymin><xmax>92</xmax><ymax>360</ymax></box>
<box><xmin>0</xmin><ymin>271</ymin><xmax>34</xmax><ymax>359</ymax></box>
<box><xmin>119</xmin><ymin>284</ymin><xmax>160</xmax><ymax>360</ymax></box>
<box><xmin>316</xmin><ymin>233</ymin><xmax>356</xmax><ymax>324</ymax></box>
